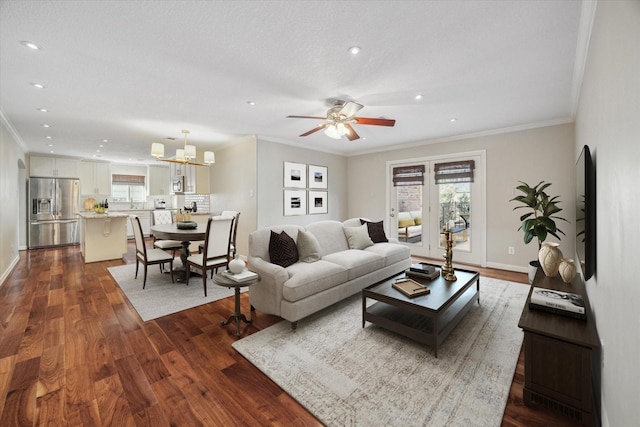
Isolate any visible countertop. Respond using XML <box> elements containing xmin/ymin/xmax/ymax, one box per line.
<box><xmin>77</xmin><ymin>212</ymin><xmax>130</xmax><ymax>219</ymax></box>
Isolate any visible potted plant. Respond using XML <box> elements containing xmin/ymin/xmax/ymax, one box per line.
<box><xmin>510</xmin><ymin>181</ymin><xmax>568</xmax><ymax>282</ymax></box>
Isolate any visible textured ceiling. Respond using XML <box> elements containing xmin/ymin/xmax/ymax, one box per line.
<box><xmin>0</xmin><ymin>0</ymin><xmax>587</xmax><ymax>163</ymax></box>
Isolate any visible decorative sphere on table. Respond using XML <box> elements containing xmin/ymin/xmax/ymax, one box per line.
<box><xmin>228</xmin><ymin>255</ymin><xmax>245</xmax><ymax>274</ymax></box>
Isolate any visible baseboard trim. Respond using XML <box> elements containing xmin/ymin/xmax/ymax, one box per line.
<box><xmin>486</xmin><ymin>261</ymin><xmax>528</xmax><ymax>274</ymax></box>
<box><xmin>0</xmin><ymin>254</ymin><xmax>20</xmax><ymax>288</ymax></box>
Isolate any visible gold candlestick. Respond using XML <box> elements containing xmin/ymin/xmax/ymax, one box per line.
<box><xmin>441</xmin><ymin>226</ymin><xmax>457</xmax><ymax>281</ymax></box>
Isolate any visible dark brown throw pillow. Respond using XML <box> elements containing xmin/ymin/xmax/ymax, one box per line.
<box><xmin>360</xmin><ymin>219</ymin><xmax>388</xmax><ymax>243</ymax></box>
<box><xmin>269</xmin><ymin>230</ymin><xmax>299</xmax><ymax>268</ymax></box>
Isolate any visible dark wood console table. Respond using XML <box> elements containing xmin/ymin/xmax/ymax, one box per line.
<box><xmin>518</xmin><ymin>269</ymin><xmax>600</xmax><ymax>426</ymax></box>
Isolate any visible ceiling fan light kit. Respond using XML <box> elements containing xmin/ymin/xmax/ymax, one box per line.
<box><xmin>288</xmin><ymin>100</ymin><xmax>395</xmax><ymax>141</ymax></box>
<box><xmin>150</xmin><ymin>129</ymin><xmax>215</xmax><ymax>166</ymax></box>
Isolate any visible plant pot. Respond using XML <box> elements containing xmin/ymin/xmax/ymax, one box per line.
<box><xmin>528</xmin><ymin>260</ymin><xmax>539</xmax><ymax>284</ymax></box>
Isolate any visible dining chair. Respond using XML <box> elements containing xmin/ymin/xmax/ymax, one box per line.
<box><xmin>200</xmin><ymin>210</ymin><xmax>239</xmax><ymax>259</ymax></box>
<box><xmin>186</xmin><ymin>216</ymin><xmax>234</xmax><ymax>296</ymax></box>
<box><xmin>131</xmin><ymin>216</ymin><xmax>174</xmax><ymax>288</ymax></box>
<box><xmin>152</xmin><ymin>210</ymin><xmax>183</xmax><ymax>260</ymax></box>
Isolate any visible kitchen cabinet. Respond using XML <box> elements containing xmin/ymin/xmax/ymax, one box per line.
<box><xmin>170</xmin><ymin>161</ymin><xmax>209</xmax><ymax>194</ymax></box>
<box><xmin>79</xmin><ymin>160</ymin><xmax>111</xmax><ymax>195</ymax></box>
<box><xmin>30</xmin><ymin>155</ymin><xmax>79</xmax><ymax>178</ymax></box>
<box><xmin>148</xmin><ymin>165</ymin><xmax>170</xmax><ymax>195</ymax></box>
<box><xmin>119</xmin><ymin>211</ymin><xmax>151</xmax><ymax>238</ymax></box>
<box><xmin>77</xmin><ymin>212</ymin><xmax>128</xmax><ymax>263</ymax></box>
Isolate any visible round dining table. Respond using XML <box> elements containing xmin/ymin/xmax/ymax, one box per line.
<box><xmin>150</xmin><ymin>223</ymin><xmax>206</xmax><ymax>281</ymax></box>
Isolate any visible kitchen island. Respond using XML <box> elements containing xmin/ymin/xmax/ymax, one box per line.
<box><xmin>77</xmin><ymin>212</ymin><xmax>129</xmax><ymax>263</ymax></box>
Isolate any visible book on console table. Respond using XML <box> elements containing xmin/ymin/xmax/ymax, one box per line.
<box><xmin>405</xmin><ymin>268</ymin><xmax>440</xmax><ymax>281</ymax></box>
<box><xmin>529</xmin><ymin>287</ymin><xmax>586</xmax><ymax>320</ymax></box>
<box><xmin>221</xmin><ymin>269</ymin><xmax>259</xmax><ymax>283</ymax></box>
<box><xmin>392</xmin><ymin>278</ymin><xmax>430</xmax><ymax>298</ymax></box>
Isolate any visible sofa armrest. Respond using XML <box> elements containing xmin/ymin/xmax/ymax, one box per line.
<box><xmin>247</xmin><ymin>256</ymin><xmax>289</xmax><ymax>316</ymax></box>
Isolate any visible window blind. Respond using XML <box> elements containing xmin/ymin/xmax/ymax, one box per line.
<box><xmin>111</xmin><ymin>174</ymin><xmax>146</xmax><ymax>186</ymax></box>
<box><xmin>392</xmin><ymin>165</ymin><xmax>425</xmax><ymax>187</ymax></box>
<box><xmin>434</xmin><ymin>160</ymin><xmax>475</xmax><ymax>184</ymax></box>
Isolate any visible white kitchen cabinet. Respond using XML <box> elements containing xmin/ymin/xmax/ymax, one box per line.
<box><xmin>170</xmin><ymin>161</ymin><xmax>209</xmax><ymax>194</ymax></box>
<box><xmin>121</xmin><ymin>211</ymin><xmax>151</xmax><ymax>238</ymax></box>
<box><xmin>30</xmin><ymin>155</ymin><xmax>79</xmax><ymax>178</ymax></box>
<box><xmin>148</xmin><ymin>165</ymin><xmax>170</xmax><ymax>195</ymax></box>
<box><xmin>79</xmin><ymin>160</ymin><xmax>111</xmax><ymax>195</ymax></box>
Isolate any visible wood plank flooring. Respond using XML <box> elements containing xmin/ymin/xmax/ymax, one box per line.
<box><xmin>0</xmin><ymin>242</ymin><xmax>584</xmax><ymax>426</ymax></box>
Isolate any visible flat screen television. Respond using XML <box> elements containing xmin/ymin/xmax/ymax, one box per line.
<box><xmin>576</xmin><ymin>145</ymin><xmax>596</xmax><ymax>280</ymax></box>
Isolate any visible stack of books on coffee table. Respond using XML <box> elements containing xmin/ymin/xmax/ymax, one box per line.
<box><xmin>221</xmin><ymin>269</ymin><xmax>259</xmax><ymax>283</ymax></box>
<box><xmin>405</xmin><ymin>263</ymin><xmax>440</xmax><ymax>280</ymax></box>
<box><xmin>529</xmin><ymin>287</ymin><xmax>586</xmax><ymax>320</ymax></box>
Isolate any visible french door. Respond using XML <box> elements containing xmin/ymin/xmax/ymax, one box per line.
<box><xmin>387</xmin><ymin>152</ymin><xmax>485</xmax><ymax>266</ymax></box>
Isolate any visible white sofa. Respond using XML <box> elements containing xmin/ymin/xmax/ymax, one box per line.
<box><xmin>248</xmin><ymin>218</ymin><xmax>411</xmax><ymax>329</ymax></box>
<box><xmin>397</xmin><ymin>211</ymin><xmax>422</xmax><ymax>241</ymax></box>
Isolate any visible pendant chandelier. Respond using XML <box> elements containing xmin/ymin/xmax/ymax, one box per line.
<box><xmin>150</xmin><ymin>130</ymin><xmax>215</xmax><ymax>166</ymax></box>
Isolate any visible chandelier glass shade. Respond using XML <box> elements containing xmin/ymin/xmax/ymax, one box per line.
<box><xmin>151</xmin><ymin>130</ymin><xmax>215</xmax><ymax>166</ymax></box>
<box><xmin>324</xmin><ymin>122</ymin><xmax>348</xmax><ymax>139</ymax></box>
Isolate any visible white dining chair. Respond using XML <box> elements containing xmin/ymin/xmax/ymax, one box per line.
<box><xmin>131</xmin><ymin>216</ymin><xmax>174</xmax><ymax>288</ymax></box>
<box><xmin>152</xmin><ymin>210</ymin><xmax>182</xmax><ymax>270</ymax></box>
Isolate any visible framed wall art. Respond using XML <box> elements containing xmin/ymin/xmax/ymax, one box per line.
<box><xmin>284</xmin><ymin>161</ymin><xmax>307</xmax><ymax>188</ymax></box>
<box><xmin>308</xmin><ymin>164</ymin><xmax>328</xmax><ymax>189</ymax></box>
<box><xmin>284</xmin><ymin>190</ymin><xmax>307</xmax><ymax>216</ymax></box>
<box><xmin>308</xmin><ymin>191</ymin><xmax>328</xmax><ymax>214</ymax></box>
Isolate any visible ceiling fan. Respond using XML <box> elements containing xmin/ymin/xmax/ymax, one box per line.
<box><xmin>287</xmin><ymin>101</ymin><xmax>396</xmax><ymax>141</ymax></box>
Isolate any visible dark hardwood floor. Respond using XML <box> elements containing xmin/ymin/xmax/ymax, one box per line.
<box><xmin>0</xmin><ymin>241</ymin><xmax>583</xmax><ymax>426</ymax></box>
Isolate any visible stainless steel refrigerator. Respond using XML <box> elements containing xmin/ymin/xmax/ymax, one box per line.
<box><xmin>28</xmin><ymin>177</ymin><xmax>80</xmax><ymax>248</ymax></box>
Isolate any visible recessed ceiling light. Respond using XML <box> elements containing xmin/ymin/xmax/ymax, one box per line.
<box><xmin>96</xmin><ymin>149</ymin><xmax>101</xmax><ymax>153</ymax></box>
<box><xmin>348</xmin><ymin>46</ymin><xmax>361</xmax><ymax>55</ymax></box>
<box><xmin>46</xmin><ymin>136</ymin><xmax>52</xmax><ymax>139</ymax></box>
<box><xmin>247</xmin><ymin>101</ymin><xmax>256</xmax><ymax>106</ymax></box>
<box><xmin>21</xmin><ymin>41</ymin><xmax>41</xmax><ymax>50</ymax></box>
<box><xmin>99</xmin><ymin>144</ymin><xmax>104</xmax><ymax>148</ymax></box>
<box><xmin>48</xmin><ymin>144</ymin><xmax>53</xmax><ymax>147</ymax></box>
<box><xmin>49</xmin><ymin>150</ymin><xmax>54</xmax><ymax>153</ymax></box>
<box><xmin>415</xmin><ymin>94</ymin><xmax>423</xmax><ymax>100</ymax></box>
<box><xmin>450</xmin><ymin>118</ymin><xmax>458</xmax><ymax>122</ymax></box>
<box><xmin>31</xmin><ymin>83</ymin><xmax>45</xmax><ymax>89</ymax></box>
<box><xmin>37</xmin><ymin>108</ymin><xmax>48</xmax><ymax>112</ymax></box>
<box><xmin>102</xmin><ymin>139</ymin><xmax>108</xmax><ymax>143</ymax></box>
<box><xmin>42</xmin><ymin>124</ymin><xmax>50</xmax><ymax>128</ymax></box>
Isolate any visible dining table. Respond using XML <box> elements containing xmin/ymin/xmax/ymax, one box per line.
<box><xmin>150</xmin><ymin>223</ymin><xmax>206</xmax><ymax>281</ymax></box>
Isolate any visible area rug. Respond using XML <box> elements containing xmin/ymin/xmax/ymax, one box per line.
<box><xmin>107</xmin><ymin>263</ymin><xmax>243</xmax><ymax>321</ymax></box>
<box><xmin>233</xmin><ymin>277</ymin><xmax>529</xmax><ymax>427</ymax></box>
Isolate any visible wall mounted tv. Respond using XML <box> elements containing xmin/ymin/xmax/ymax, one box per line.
<box><xmin>576</xmin><ymin>145</ymin><xmax>596</xmax><ymax>280</ymax></box>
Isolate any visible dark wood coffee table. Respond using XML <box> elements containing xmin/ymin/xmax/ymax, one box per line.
<box><xmin>362</xmin><ymin>265</ymin><xmax>479</xmax><ymax>357</ymax></box>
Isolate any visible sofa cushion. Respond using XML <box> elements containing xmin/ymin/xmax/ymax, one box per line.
<box><xmin>323</xmin><ymin>249</ymin><xmax>384</xmax><ymax>280</ymax></box>
<box><xmin>296</xmin><ymin>229</ymin><xmax>321</xmax><ymax>263</ymax></box>
<box><xmin>269</xmin><ymin>230</ymin><xmax>298</xmax><ymax>268</ymax></box>
<box><xmin>360</xmin><ymin>219</ymin><xmax>388</xmax><ymax>243</ymax></box>
<box><xmin>343</xmin><ymin>224</ymin><xmax>374</xmax><ymax>250</ymax></box>
<box><xmin>282</xmin><ymin>260</ymin><xmax>348</xmax><ymax>302</ymax></box>
<box><xmin>306</xmin><ymin>220</ymin><xmax>350</xmax><ymax>255</ymax></box>
<box><xmin>364</xmin><ymin>243</ymin><xmax>411</xmax><ymax>266</ymax></box>
<box><xmin>398</xmin><ymin>217</ymin><xmax>415</xmax><ymax>228</ymax></box>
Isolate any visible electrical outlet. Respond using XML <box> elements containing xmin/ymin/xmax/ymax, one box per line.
<box><xmin>508</xmin><ymin>246</ymin><xmax>515</xmax><ymax>255</ymax></box>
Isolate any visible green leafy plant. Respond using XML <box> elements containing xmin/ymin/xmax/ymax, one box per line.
<box><xmin>510</xmin><ymin>181</ymin><xmax>568</xmax><ymax>248</ymax></box>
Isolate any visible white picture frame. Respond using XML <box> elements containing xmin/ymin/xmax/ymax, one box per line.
<box><xmin>284</xmin><ymin>190</ymin><xmax>307</xmax><ymax>216</ymax></box>
<box><xmin>284</xmin><ymin>161</ymin><xmax>307</xmax><ymax>188</ymax></box>
<box><xmin>308</xmin><ymin>191</ymin><xmax>328</xmax><ymax>214</ymax></box>
<box><xmin>308</xmin><ymin>164</ymin><xmax>328</xmax><ymax>189</ymax></box>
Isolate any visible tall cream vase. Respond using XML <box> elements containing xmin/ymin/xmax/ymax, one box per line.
<box><xmin>538</xmin><ymin>242</ymin><xmax>563</xmax><ymax>277</ymax></box>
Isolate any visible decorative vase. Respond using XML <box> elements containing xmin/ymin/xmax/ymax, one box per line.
<box><xmin>558</xmin><ymin>258</ymin><xmax>577</xmax><ymax>283</ymax></box>
<box><xmin>538</xmin><ymin>242</ymin><xmax>563</xmax><ymax>277</ymax></box>
<box><xmin>528</xmin><ymin>260</ymin><xmax>539</xmax><ymax>284</ymax></box>
<box><xmin>228</xmin><ymin>255</ymin><xmax>245</xmax><ymax>274</ymax></box>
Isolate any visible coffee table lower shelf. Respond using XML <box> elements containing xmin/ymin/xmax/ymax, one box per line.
<box><xmin>362</xmin><ymin>268</ymin><xmax>479</xmax><ymax>357</ymax></box>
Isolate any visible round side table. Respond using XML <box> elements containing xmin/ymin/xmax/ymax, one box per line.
<box><xmin>212</xmin><ymin>272</ymin><xmax>260</xmax><ymax>337</ymax></box>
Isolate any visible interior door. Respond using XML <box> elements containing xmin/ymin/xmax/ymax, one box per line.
<box><xmin>388</xmin><ymin>152</ymin><xmax>485</xmax><ymax>266</ymax></box>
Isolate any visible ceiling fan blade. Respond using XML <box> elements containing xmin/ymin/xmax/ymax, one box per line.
<box><xmin>299</xmin><ymin>123</ymin><xmax>328</xmax><ymax>137</ymax></box>
<box><xmin>344</xmin><ymin>123</ymin><xmax>360</xmax><ymax>141</ymax></box>
<box><xmin>353</xmin><ymin>117</ymin><xmax>396</xmax><ymax>127</ymax></box>
<box><xmin>287</xmin><ymin>115</ymin><xmax>327</xmax><ymax>120</ymax></box>
<box><xmin>338</xmin><ymin>101</ymin><xmax>364</xmax><ymax>118</ymax></box>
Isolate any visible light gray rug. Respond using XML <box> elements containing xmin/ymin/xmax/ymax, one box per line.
<box><xmin>233</xmin><ymin>277</ymin><xmax>528</xmax><ymax>427</ymax></box>
<box><xmin>108</xmin><ymin>263</ymin><xmax>243</xmax><ymax>321</ymax></box>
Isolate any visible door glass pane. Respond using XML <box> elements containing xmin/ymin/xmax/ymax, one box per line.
<box><xmin>438</xmin><ymin>182</ymin><xmax>471</xmax><ymax>251</ymax></box>
<box><xmin>397</xmin><ymin>185</ymin><xmax>422</xmax><ymax>244</ymax></box>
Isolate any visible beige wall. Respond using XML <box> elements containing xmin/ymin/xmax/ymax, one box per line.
<box><xmin>347</xmin><ymin>123</ymin><xmax>575</xmax><ymax>271</ymax></box>
<box><xmin>0</xmin><ymin>115</ymin><xmax>27</xmax><ymax>285</ymax></box>
<box><xmin>208</xmin><ymin>135</ymin><xmax>258</xmax><ymax>259</ymax></box>
<box><xmin>255</xmin><ymin>139</ymin><xmax>348</xmax><ymax>228</ymax></box>
<box><xmin>575</xmin><ymin>2</ymin><xmax>639</xmax><ymax>426</ymax></box>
